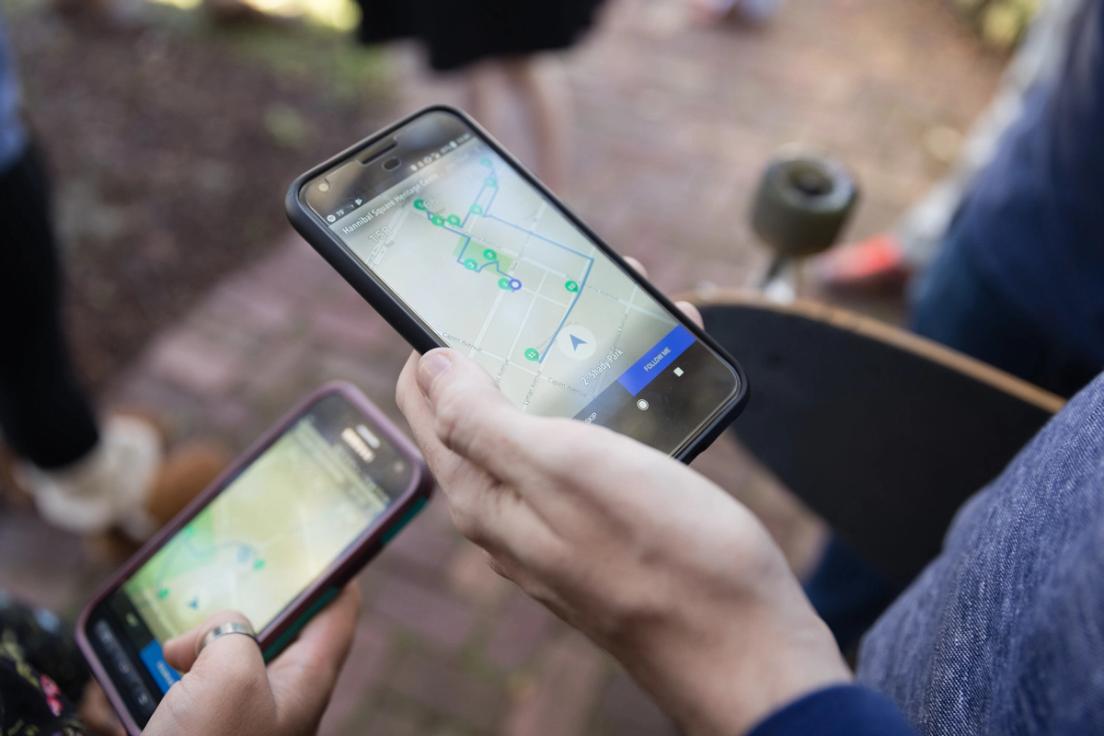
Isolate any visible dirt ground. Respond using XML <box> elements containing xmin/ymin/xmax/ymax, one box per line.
<box><xmin>4</xmin><ymin>1</ymin><xmax>395</xmax><ymax>389</ymax></box>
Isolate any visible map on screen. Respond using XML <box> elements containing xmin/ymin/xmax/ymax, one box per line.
<box><xmin>123</xmin><ymin>418</ymin><xmax>390</xmax><ymax>642</ymax></box>
<box><xmin>332</xmin><ymin>139</ymin><xmax>678</xmax><ymax>419</ymax></box>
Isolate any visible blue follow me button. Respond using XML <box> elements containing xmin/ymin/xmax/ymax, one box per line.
<box><xmin>617</xmin><ymin>324</ymin><xmax>696</xmax><ymax>396</ymax></box>
<box><xmin>139</xmin><ymin>640</ymin><xmax>181</xmax><ymax>694</ymax></box>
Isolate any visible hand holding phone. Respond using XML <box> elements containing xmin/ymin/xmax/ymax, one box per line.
<box><xmin>77</xmin><ymin>384</ymin><xmax>431</xmax><ymax>734</ymax></box>
<box><xmin>142</xmin><ymin>586</ymin><xmax>359</xmax><ymax>736</ymax></box>
<box><xmin>397</xmin><ymin>347</ymin><xmax>849</xmax><ymax>736</ymax></box>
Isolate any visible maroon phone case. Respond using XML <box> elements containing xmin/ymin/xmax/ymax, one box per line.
<box><xmin>74</xmin><ymin>382</ymin><xmax>433</xmax><ymax>734</ymax></box>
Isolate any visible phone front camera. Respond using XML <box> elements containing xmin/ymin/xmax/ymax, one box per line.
<box><xmin>383</xmin><ymin>157</ymin><xmax>401</xmax><ymax>171</ymax></box>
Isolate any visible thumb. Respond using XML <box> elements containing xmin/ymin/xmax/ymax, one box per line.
<box><xmin>146</xmin><ymin>611</ymin><xmax>273</xmax><ymax>736</ymax></box>
<box><xmin>415</xmin><ymin>349</ymin><xmax>540</xmax><ymax>484</ymax></box>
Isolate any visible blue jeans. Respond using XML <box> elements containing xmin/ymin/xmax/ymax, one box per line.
<box><xmin>911</xmin><ymin>229</ymin><xmax>1100</xmax><ymax>398</ymax></box>
<box><xmin>808</xmin><ymin>225</ymin><xmax>1102</xmax><ymax>648</ymax></box>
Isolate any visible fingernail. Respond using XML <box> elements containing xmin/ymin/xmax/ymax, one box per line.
<box><xmin>418</xmin><ymin>350</ymin><xmax>453</xmax><ymax>391</ymax></box>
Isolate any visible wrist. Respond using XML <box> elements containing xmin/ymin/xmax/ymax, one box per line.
<box><xmin>613</xmin><ymin>582</ymin><xmax>851</xmax><ymax>735</ymax></box>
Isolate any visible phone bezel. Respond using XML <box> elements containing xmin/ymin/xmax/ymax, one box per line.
<box><xmin>285</xmin><ymin>105</ymin><xmax>749</xmax><ymax>462</ymax></box>
<box><xmin>75</xmin><ymin>382</ymin><xmax>433</xmax><ymax>735</ymax></box>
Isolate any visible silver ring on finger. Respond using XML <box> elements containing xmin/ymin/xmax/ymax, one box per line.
<box><xmin>197</xmin><ymin>621</ymin><xmax>258</xmax><ymax>656</ymax></box>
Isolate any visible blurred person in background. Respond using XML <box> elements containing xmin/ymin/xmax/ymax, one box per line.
<box><xmin>806</xmin><ymin>0</ymin><xmax>1104</xmax><ymax>659</ymax></box>
<box><xmin>819</xmin><ymin>0</ymin><xmax>1083</xmax><ymax>294</ymax></box>
<box><xmin>817</xmin><ymin>0</ymin><xmax>1101</xmax><ymax>398</ymax></box>
<box><xmin>353</xmin><ymin>0</ymin><xmax>607</xmax><ymax>192</ymax></box>
<box><xmin>1</xmin><ymin>13</ymin><xmax>321</xmax><ymax>732</ymax></box>
<box><xmin>0</xmin><ymin>14</ymin><xmax>220</xmax><ymax>543</ymax></box>
<box><xmin>905</xmin><ymin>0</ymin><xmax>1103</xmax><ymax>398</ymax></box>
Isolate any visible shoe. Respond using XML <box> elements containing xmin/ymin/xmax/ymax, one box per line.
<box><xmin>16</xmin><ymin>414</ymin><xmax>163</xmax><ymax>540</ymax></box>
<box><xmin>813</xmin><ymin>233</ymin><xmax>912</xmax><ymax>294</ymax></box>
<box><xmin>96</xmin><ymin>440</ymin><xmax>231</xmax><ymax>561</ymax></box>
<box><xmin>143</xmin><ymin>441</ymin><xmax>230</xmax><ymax>526</ymax></box>
<box><xmin>13</xmin><ymin>415</ymin><xmax>229</xmax><ymax>544</ymax></box>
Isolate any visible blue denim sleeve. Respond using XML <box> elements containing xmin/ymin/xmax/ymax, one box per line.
<box><xmin>748</xmin><ymin>684</ymin><xmax>917</xmax><ymax>736</ymax></box>
<box><xmin>0</xmin><ymin>14</ymin><xmax>27</xmax><ymax>170</ymax></box>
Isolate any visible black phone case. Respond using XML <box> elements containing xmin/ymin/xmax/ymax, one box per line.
<box><xmin>285</xmin><ymin>105</ymin><xmax>748</xmax><ymax>462</ymax></box>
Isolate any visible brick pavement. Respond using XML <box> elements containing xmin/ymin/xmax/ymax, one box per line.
<box><xmin>0</xmin><ymin>0</ymin><xmax>1002</xmax><ymax>732</ymax></box>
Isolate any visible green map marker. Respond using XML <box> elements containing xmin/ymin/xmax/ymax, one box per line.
<box><xmin>430</xmin><ymin>215</ymin><xmax>445</xmax><ymax>227</ymax></box>
<box><xmin>446</xmin><ymin>214</ymin><xmax>462</xmax><ymax>226</ymax></box>
<box><xmin>565</xmin><ymin>280</ymin><xmax>579</xmax><ymax>292</ymax></box>
<box><xmin>464</xmin><ymin>259</ymin><xmax>478</xmax><ymax>270</ymax></box>
<box><xmin>157</xmin><ymin>588</ymin><xmax>170</xmax><ymax>600</ymax></box>
<box><xmin>254</xmin><ymin>559</ymin><xmax>266</xmax><ymax>570</ymax></box>
<box><xmin>486</xmin><ymin>177</ymin><xmax>497</xmax><ymax>188</ymax></box>
<box><xmin>483</xmin><ymin>248</ymin><xmax>497</xmax><ymax>261</ymax></box>
<box><xmin>524</xmin><ymin>348</ymin><xmax>540</xmax><ymax>362</ymax></box>
<box><xmin>413</xmin><ymin>199</ymin><xmax>427</xmax><ymax>211</ymax></box>
<box><xmin>470</xmin><ymin>204</ymin><xmax>482</xmax><ymax>215</ymax></box>
<box><xmin>498</xmin><ymin>277</ymin><xmax>511</xmax><ymax>290</ymax></box>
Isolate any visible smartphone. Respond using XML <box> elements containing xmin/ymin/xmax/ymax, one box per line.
<box><xmin>286</xmin><ymin>107</ymin><xmax>747</xmax><ymax>460</ymax></box>
<box><xmin>75</xmin><ymin>383</ymin><xmax>432</xmax><ymax>734</ymax></box>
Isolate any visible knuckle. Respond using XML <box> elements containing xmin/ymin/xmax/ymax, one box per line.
<box><xmin>435</xmin><ymin>393</ymin><xmax>504</xmax><ymax>461</ymax></box>
<box><xmin>448</xmin><ymin>503</ymin><xmax>486</xmax><ymax>543</ymax></box>
<box><xmin>533</xmin><ymin>419</ymin><xmax>610</xmax><ymax>479</ymax></box>
<box><xmin>433</xmin><ymin>388</ymin><xmax>472</xmax><ymax>448</ymax></box>
<box><xmin>506</xmin><ymin>529</ymin><xmax>570</xmax><ymax>586</ymax></box>
<box><xmin>486</xmin><ymin>554</ymin><xmax>514</xmax><ymax>581</ymax></box>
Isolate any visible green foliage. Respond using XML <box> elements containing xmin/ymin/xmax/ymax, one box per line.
<box><xmin>951</xmin><ymin>0</ymin><xmax>1041</xmax><ymax>50</ymax></box>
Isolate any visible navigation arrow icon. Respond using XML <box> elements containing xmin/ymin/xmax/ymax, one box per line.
<box><xmin>558</xmin><ymin>325</ymin><xmax>596</xmax><ymax>360</ymax></box>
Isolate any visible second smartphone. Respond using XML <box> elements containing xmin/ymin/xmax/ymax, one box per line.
<box><xmin>76</xmin><ymin>383</ymin><xmax>432</xmax><ymax>734</ymax></box>
<box><xmin>287</xmin><ymin>106</ymin><xmax>747</xmax><ymax>461</ymax></box>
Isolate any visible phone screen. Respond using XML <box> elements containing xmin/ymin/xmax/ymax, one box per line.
<box><xmin>86</xmin><ymin>392</ymin><xmax>414</xmax><ymax>721</ymax></box>
<box><xmin>305</xmin><ymin>109</ymin><xmax>742</xmax><ymax>454</ymax></box>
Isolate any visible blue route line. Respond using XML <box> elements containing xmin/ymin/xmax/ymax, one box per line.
<box><xmin>460</xmin><ymin>182</ymin><xmax>488</xmax><ymax>228</ymax></box>
<box><xmin>418</xmin><ymin>155</ymin><xmax>595</xmax><ymax>362</ymax></box>
<box><xmin>483</xmin><ymin>179</ymin><xmax>500</xmax><ymax>218</ymax></box>
<box><xmin>539</xmin><ymin>256</ymin><xmax>594</xmax><ymax>363</ymax></box>
<box><xmin>484</xmin><ymin>214</ymin><xmax>593</xmax><ymax>260</ymax></box>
